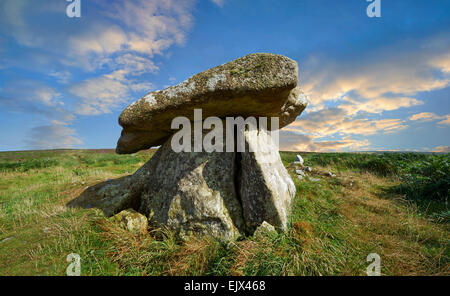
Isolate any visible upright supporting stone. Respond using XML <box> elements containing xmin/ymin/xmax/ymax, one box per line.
<box><xmin>139</xmin><ymin>131</ymin><xmax>245</xmax><ymax>241</ymax></box>
<box><xmin>240</xmin><ymin>128</ymin><xmax>296</xmax><ymax>231</ymax></box>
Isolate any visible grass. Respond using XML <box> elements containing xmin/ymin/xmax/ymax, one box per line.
<box><xmin>0</xmin><ymin>149</ymin><xmax>448</xmax><ymax>275</ymax></box>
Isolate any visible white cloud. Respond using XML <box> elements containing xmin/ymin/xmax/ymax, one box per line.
<box><xmin>429</xmin><ymin>53</ymin><xmax>450</xmax><ymax>73</ymax></box>
<box><xmin>33</xmin><ymin>87</ymin><xmax>62</xmax><ymax>107</ymax></box>
<box><xmin>92</xmin><ymin>0</ymin><xmax>195</xmax><ymax>56</ymax></box>
<box><xmin>279</xmin><ymin>102</ymin><xmax>412</xmax><ymax>151</ymax></box>
<box><xmin>70</xmin><ymin>76</ymin><xmax>132</xmax><ymax>115</ymax></box>
<box><xmin>68</xmin><ymin>25</ymin><xmax>128</xmax><ymax>56</ymax></box>
<box><xmin>70</xmin><ymin>52</ymin><xmax>158</xmax><ymax>115</ymax></box>
<box><xmin>113</xmin><ymin>53</ymin><xmax>159</xmax><ymax>75</ymax></box>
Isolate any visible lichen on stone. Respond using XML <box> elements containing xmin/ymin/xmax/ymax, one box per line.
<box><xmin>143</xmin><ymin>93</ymin><xmax>157</xmax><ymax>106</ymax></box>
<box><xmin>206</xmin><ymin>74</ymin><xmax>227</xmax><ymax>91</ymax></box>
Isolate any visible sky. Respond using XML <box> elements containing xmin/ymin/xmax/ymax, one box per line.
<box><xmin>0</xmin><ymin>0</ymin><xmax>449</xmax><ymax>152</ymax></box>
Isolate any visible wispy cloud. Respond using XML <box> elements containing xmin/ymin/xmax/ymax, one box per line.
<box><xmin>98</xmin><ymin>0</ymin><xmax>194</xmax><ymax>51</ymax></box>
<box><xmin>1</xmin><ymin>1</ymin><xmax>448</xmax><ymax>152</ymax></box>
<box><xmin>65</xmin><ymin>0</ymin><xmax>195</xmax><ymax>115</ymax></box>
<box><xmin>409</xmin><ymin>112</ymin><xmax>450</xmax><ymax>125</ymax></box>
<box><xmin>285</xmin><ymin>108</ymin><xmax>407</xmax><ymax>138</ymax></box>
<box><xmin>432</xmin><ymin>146</ymin><xmax>450</xmax><ymax>153</ymax></box>
<box><xmin>409</xmin><ymin>112</ymin><xmax>442</xmax><ymax>122</ymax></box>
<box><xmin>211</xmin><ymin>0</ymin><xmax>225</xmax><ymax>8</ymax></box>
<box><xmin>69</xmin><ymin>76</ymin><xmax>131</xmax><ymax>115</ymax></box>
<box><xmin>438</xmin><ymin>115</ymin><xmax>450</xmax><ymax>126</ymax></box>
<box><xmin>0</xmin><ymin>79</ymin><xmax>80</xmax><ymax>149</ymax></box>
<box><xmin>280</xmin><ymin>130</ymin><xmax>370</xmax><ymax>152</ymax></box>
<box><xmin>69</xmin><ymin>53</ymin><xmax>158</xmax><ymax>115</ymax></box>
<box><xmin>339</xmin><ymin>96</ymin><xmax>423</xmax><ymax>116</ymax></box>
<box><xmin>281</xmin><ymin>106</ymin><xmax>407</xmax><ymax>151</ymax></box>
<box><xmin>0</xmin><ymin>0</ymin><xmax>195</xmax><ymax>69</ymax></box>
<box><xmin>26</xmin><ymin>121</ymin><xmax>82</xmax><ymax>150</ymax></box>
<box><xmin>48</xmin><ymin>70</ymin><xmax>72</xmax><ymax>84</ymax></box>
<box><xmin>302</xmin><ymin>34</ymin><xmax>450</xmax><ymax>112</ymax></box>
<box><xmin>0</xmin><ymin>80</ymin><xmax>74</xmax><ymax>122</ymax></box>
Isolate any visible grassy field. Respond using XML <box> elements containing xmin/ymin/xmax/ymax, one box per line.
<box><xmin>0</xmin><ymin>149</ymin><xmax>448</xmax><ymax>275</ymax></box>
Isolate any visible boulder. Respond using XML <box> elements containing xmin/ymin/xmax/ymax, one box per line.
<box><xmin>294</xmin><ymin>154</ymin><xmax>304</xmax><ymax>165</ymax></box>
<box><xmin>253</xmin><ymin>221</ymin><xmax>277</xmax><ymax>237</ymax></box>
<box><xmin>111</xmin><ymin>209</ymin><xmax>148</xmax><ymax>235</ymax></box>
<box><xmin>295</xmin><ymin>169</ymin><xmax>305</xmax><ymax>176</ymax></box>
<box><xmin>116</xmin><ymin>53</ymin><xmax>306</xmax><ymax>154</ymax></box>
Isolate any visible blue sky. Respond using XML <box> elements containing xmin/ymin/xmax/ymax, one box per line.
<box><xmin>0</xmin><ymin>0</ymin><xmax>449</xmax><ymax>152</ymax></box>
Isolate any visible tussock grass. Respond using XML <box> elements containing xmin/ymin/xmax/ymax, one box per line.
<box><xmin>0</xmin><ymin>149</ymin><xmax>448</xmax><ymax>275</ymax></box>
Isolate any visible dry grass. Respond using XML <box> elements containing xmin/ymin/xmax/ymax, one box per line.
<box><xmin>231</xmin><ymin>241</ymin><xmax>258</xmax><ymax>276</ymax></box>
<box><xmin>335</xmin><ymin>170</ymin><xmax>449</xmax><ymax>275</ymax></box>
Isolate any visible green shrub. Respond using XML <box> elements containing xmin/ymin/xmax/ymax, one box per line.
<box><xmin>281</xmin><ymin>151</ymin><xmax>450</xmax><ymax>203</ymax></box>
<box><xmin>395</xmin><ymin>154</ymin><xmax>449</xmax><ymax>202</ymax></box>
<box><xmin>359</xmin><ymin>157</ymin><xmax>398</xmax><ymax>176</ymax></box>
<box><xmin>77</xmin><ymin>154</ymin><xmax>142</xmax><ymax>167</ymax></box>
<box><xmin>293</xmin><ymin>152</ymin><xmax>398</xmax><ymax>176</ymax></box>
